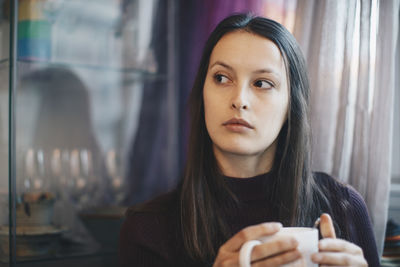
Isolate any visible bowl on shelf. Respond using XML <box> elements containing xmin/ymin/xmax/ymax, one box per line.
<box><xmin>0</xmin><ymin>192</ymin><xmax>64</xmax><ymax>262</ymax></box>
<box><xmin>0</xmin><ymin>225</ymin><xmax>66</xmax><ymax>262</ymax></box>
<box><xmin>16</xmin><ymin>192</ymin><xmax>55</xmax><ymax>227</ymax></box>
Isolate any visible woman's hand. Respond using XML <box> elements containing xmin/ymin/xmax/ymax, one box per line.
<box><xmin>311</xmin><ymin>213</ymin><xmax>368</xmax><ymax>266</ymax></box>
<box><xmin>213</xmin><ymin>222</ymin><xmax>302</xmax><ymax>267</ymax></box>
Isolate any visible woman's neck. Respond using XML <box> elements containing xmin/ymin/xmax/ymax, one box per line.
<box><xmin>213</xmin><ymin>144</ymin><xmax>276</xmax><ymax>178</ymax></box>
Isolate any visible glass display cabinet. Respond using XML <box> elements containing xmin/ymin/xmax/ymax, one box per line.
<box><xmin>0</xmin><ymin>0</ymin><xmax>178</xmax><ymax>266</ymax></box>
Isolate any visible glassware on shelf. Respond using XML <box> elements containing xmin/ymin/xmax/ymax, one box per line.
<box><xmin>23</xmin><ymin>149</ymin><xmax>43</xmax><ymax>193</ymax></box>
<box><xmin>0</xmin><ymin>148</ymin><xmax>66</xmax><ymax>261</ymax></box>
<box><xmin>73</xmin><ymin>149</ymin><xmax>93</xmax><ymax>209</ymax></box>
<box><xmin>59</xmin><ymin>148</ymin><xmax>96</xmax><ymax>211</ymax></box>
<box><xmin>18</xmin><ymin>148</ymin><xmax>55</xmax><ymax>227</ymax></box>
<box><xmin>106</xmin><ymin>149</ymin><xmax>126</xmax><ymax>205</ymax></box>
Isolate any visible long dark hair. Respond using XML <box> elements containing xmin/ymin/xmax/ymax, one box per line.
<box><xmin>179</xmin><ymin>13</ymin><xmax>333</xmax><ymax>263</ymax></box>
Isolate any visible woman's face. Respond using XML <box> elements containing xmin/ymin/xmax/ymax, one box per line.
<box><xmin>203</xmin><ymin>31</ymin><xmax>289</xmax><ymax>163</ymax></box>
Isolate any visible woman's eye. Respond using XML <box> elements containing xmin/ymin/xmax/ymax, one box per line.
<box><xmin>214</xmin><ymin>74</ymin><xmax>229</xmax><ymax>84</ymax></box>
<box><xmin>254</xmin><ymin>80</ymin><xmax>273</xmax><ymax>89</ymax></box>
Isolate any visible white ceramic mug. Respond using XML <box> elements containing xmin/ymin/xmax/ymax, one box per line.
<box><xmin>239</xmin><ymin>227</ymin><xmax>318</xmax><ymax>267</ymax></box>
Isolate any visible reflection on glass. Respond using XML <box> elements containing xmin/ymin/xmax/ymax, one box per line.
<box><xmin>15</xmin><ymin>67</ymin><xmax>106</xmax><ymax>259</ymax></box>
<box><xmin>2</xmin><ymin>0</ymin><xmax>171</xmax><ymax>263</ymax></box>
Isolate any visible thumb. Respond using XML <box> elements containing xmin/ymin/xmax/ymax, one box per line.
<box><xmin>320</xmin><ymin>213</ymin><xmax>336</xmax><ymax>239</ymax></box>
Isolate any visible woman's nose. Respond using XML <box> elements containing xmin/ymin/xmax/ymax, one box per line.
<box><xmin>231</xmin><ymin>102</ymin><xmax>248</xmax><ymax>110</ymax></box>
<box><xmin>231</xmin><ymin>83</ymin><xmax>249</xmax><ymax>110</ymax></box>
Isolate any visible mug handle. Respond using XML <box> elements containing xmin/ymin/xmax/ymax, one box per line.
<box><xmin>239</xmin><ymin>240</ymin><xmax>262</xmax><ymax>267</ymax></box>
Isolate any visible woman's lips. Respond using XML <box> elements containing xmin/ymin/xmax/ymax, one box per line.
<box><xmin>222</xmin><ymin>118</ymin><xmax>254</xmax><ymax>132</ymax></box>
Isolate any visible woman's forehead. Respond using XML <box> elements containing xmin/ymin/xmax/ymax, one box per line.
<box><xmin>209</xmin><ymin>31</ymin><xmax>285</xmax><ymax>74</ymax></box>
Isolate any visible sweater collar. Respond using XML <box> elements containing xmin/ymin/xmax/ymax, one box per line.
<box><xmin>223</xmin><ymin>172</ymin><xmax>275</xmax><ymax>201</ymax></box>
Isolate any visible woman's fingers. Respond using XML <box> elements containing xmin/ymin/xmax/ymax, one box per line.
<box><xmin>318</xmin><ymin>238</ymin><xmax>364</xmax><ymax>255</ymax></box>
<box><xmin>310</xmin><ymin>214</ymin><xmax>368</xmax><ymax>266</ymax></box>
<box><xmin>220</xmin><ymin>222</ymin><xmax>282</xmax><ymax>252</ymax></box>
<box><xmin>312</xmin><ymin>237</ymin><xmax>367</xmax><ymax>266</ymax></box>
<box><xmin>252</xmin><ymin>249</ymin><xmax>302</xmax><ymax>267</ymax></box>
<box><xmin>320</xmin><ymin>213</ymin><xmax>336</xmax><ymax>238</ymax></box>
<box><xmin>251</xmin><ymin>236</ymin><xmax>299</xmax><ymax>261</ymax></box>
<box><xmin>312</xmin><ymin>252</ymin><xmax>367</xmax><ymax>266</ymax></box>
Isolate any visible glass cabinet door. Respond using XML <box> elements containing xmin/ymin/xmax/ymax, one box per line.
<box><xmin>0</xmin><ymin>0</ymin><xmax>10</xmax><ymax>265</ymax></box>
<box><xmin>1</xmin><ymin>0</ymin><xmax>177</xmax><ymax>265</ymax></box>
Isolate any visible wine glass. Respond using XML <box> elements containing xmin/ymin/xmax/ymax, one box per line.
<box><xmin>106</xmin><ymin>149</ymin><xmax>125</xmax><ymax>205</ymax></box>
<box><xmin>22</xmin><ymin>149</ymin><xmax>50</xmax><ymax>195</ymax></box>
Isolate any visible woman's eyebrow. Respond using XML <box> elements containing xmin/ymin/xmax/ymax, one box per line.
<box><xmin>253</xmin><ymin>68</ymin><xmax>282</xmax><ymax>81</ymax></box>
<box><xmin>209</xmin><ymin>61</ymin><xmax>280</xmax><ymax>77</ymax></box>
<box><xmin>252</xmin><ymin>68</ymin><xmax>279</xmax><ymax>75</ymax></box>
<box><xmin>209</xmin><ymin>61</ymin><xmax>233</xmax><ymax>71</ymax></box>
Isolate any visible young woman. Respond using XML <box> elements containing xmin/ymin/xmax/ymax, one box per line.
<box><xmin>119</xmin><ymin>14</ymin><xmax>379</xmax><ymax>267</ymax></box>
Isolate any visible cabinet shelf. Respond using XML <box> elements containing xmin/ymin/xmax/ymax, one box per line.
<box><xmin>2</xmin><ymin>58</ymin><xmax>168</xmax><ymax>81</ymax></box>
<box><xmin>16</xmin><ymin>59</ymin><xmax>167</xmax><ymax>81</ymax></box>
<box><xmin>0</xmin><ymin>237</ymin><xmax>116</xmax><ymax>267</ymax></box>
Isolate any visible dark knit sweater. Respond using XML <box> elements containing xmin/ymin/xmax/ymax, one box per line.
<box><xmin>119</xmin><ymin>172</ymin><xmax>380</xmax><ymax>266</ymax></box>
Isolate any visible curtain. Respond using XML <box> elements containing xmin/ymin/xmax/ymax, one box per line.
<box><xmin>294</xmin><ymin>0</ymin><xmax>400</xmax><ymax>256</ymax></box>
<box><xmin>125</xmin><ymin>0</ymin><xmax>173</xmax><ymax>204</ymax></box>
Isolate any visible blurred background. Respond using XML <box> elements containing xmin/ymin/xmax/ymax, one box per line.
<box><xmin>0</xmin><ymin>0</ymin><xmax>398</xmax><ymax>266</ymax></box>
